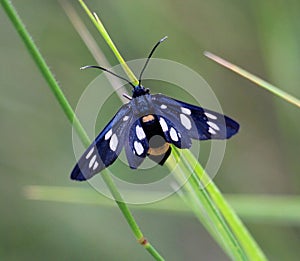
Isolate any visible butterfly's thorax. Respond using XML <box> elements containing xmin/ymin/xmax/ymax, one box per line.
<box><xmin>131</xmin><ymin>87</ymin><xmax>154</xmax><ymax>117</ymax></box>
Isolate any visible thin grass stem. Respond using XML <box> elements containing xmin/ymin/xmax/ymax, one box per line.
<box><xmin>25</xmin><ymin>185</ymin><xmax>300</xmax><ymax>225</ymax></box>
<box><xmin>78</xmin><ymin>0</ymin><xmax>138</xmax><ymax>85</ymax></box>
<box><xmin>1</xmin><ymin>0</ymin><xmax>164</xmax><ymax>260</ymax></box>
<box><xmin>204</xmin><ymin>51</ymin><xmax>300</xmax><ymax>108</ymax></box>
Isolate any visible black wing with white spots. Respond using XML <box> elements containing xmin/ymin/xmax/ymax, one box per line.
<box><xmin>71</xmin><ymin>93</ymin><xmax>239</xmax><ymax>181</ymax></box>
<box><xmin>71</xmin><ymin>103</ymin><xmax>133</xmax><ymax>181</ymax></box>
<box><xmin>156</xmin><ymin>115</ymin><xmax>192</xmax><ymax>149</ymax></box>
<box><xmin>152</xmin><ymin>94</ymin><xmax>239</xmax><ymax>143</ymax></box>
<box><xmin>124</xmin><ymin>119</ymin><xmax>149</xmax><ymax>169</ymax></box>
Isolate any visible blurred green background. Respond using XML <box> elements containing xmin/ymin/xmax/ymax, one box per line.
<box><xmin>1</xmin><ymin>0</ymin><xmax>300</xmax><ymax>260</ymax></box>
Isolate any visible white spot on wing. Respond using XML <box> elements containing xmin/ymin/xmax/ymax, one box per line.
<box><xmin>105</xmin><ymin>129</ymin><xmax>112</xmax><ymax>140</ymax></box>
<box><xmin>93</xmin><ymin>161</ymin><xmax>99</xmax><ymax>170</ymax></box>
<box><xmin>207</xmin><ymin>121</ymin><xmax>220</xmax><ymax>131</ymax></box>
<box><xmin>170</xmin><ymin>127</ymin><xmax>179</xmax><ymax>142</ymax></box>
<box><xmin>160</xmin><ymin>104</ymin><xmax>167</xmax><ymax>109</ymax></box>
<box><xmin>109</xmin><ymin>134</ymin><xmax>118</xmax><ymax>151</ymax></box>
<box><xmin>123</xmin><ymin>115</ymin><xmax>129</xmax><ymax>121</ymax></box>
<box><xmin>86</xmin><ymin>147</ymin><xmax>94</xmax><ymax>159</ymax></box>
<box><xmin>180</xmin><ymin>114</ymin><xmax>192</xmax><ymax>130</ymax></box>
<box><xmin>134</xmin><ymin>141</ymin><xmax>144</xmax><ymax>155</ymax></box>
<box><xmin>159</xmin><ymin>117</ymin><xmax>168</xmax><ymax>132</ymax></box>
<box><xmin>208</xmin><ymin>127</ymin><xmax>217</xmax><ymax>135</ymax></box>
<box><xmin>136</xmin><ymin>125</ymin><xmax>146</xmax><ymax>140</ymax></box>
<box><xmin>89</xmin><ymin>155</ymin><xmax>97</xmax><ymax>169</ymax></box>
<box><xmin>205</xmin><ymin>112</ymin><xmax>217</xmax><ymax>120</ymax></box>
<box><xmin>181</xmin><ymin>107</ymin><xmax>191</xmax><ymax>115</ymax></box>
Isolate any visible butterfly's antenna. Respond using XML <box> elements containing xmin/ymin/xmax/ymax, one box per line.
<box><xmin>138</xmin><ymin>36</ymin><xmax>168</xmax><ymax>86</ymax></box>
<box><xmin>80</xmin><ymin>65</ymin><xmax>136</xmax><ymax>88</ymax></box>
<box><xmin>123</xmin><ymin>93</ymin><xmax>132</xmax><ymax>100</ymax></box>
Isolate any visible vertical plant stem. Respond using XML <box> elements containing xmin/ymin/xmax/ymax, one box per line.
<box><xmin>1</xmin><ymin>0</ymin><xmax>164</xmax><ymax>260</ymax></box>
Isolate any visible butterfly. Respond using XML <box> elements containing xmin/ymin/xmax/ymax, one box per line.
<box><xmin>71</xmin><ymin>37</ymin><xmax>239</xmax><ymax>181</ymax></box>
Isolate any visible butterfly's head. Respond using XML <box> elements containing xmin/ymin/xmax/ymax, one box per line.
<box><xmin>132</xmin><ymin>85</ymin><xmax>150</xmax><ymax>98</ymax></box>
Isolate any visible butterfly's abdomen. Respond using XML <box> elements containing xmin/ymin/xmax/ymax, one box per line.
<box><xmin>141</xmin><ymin>114</ymin><xmax>171</xmax><ymax>165</ymax></box>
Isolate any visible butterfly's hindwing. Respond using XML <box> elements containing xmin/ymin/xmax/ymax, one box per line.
<box><xmin>157</xmin><ymin>115</ymin><xmax>192</xmax><ymax>149</ymax></box>
<box><xmin>71</xmin><ymin>104</ymin><xmax>133</xmax><ymax>181</ymax></box>
<box><xmin>125</xmin><ymin>119</ymin><xmax>149</xmax><ymax>169</ymax></box>
<box><xmin>152</xmin><ymin>94</ymin><xmax>239</xmax><ymax>141</ymax></box>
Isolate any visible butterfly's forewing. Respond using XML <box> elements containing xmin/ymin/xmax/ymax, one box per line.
<box><xmin>71</xmin><ymin>104</ymin><xmax>133</xmax><ymax>181</ymax></box>
<box><xmin>152</xmin><ymin>94</ymin><xmax>239</xmax><ymax>141</ymax></box>
<box><xmin>173</xmin><ymin>97</ymin><xmax>239</xmax><ymax>139</ymax></box>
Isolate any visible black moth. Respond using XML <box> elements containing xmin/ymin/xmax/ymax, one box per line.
<box><xmin>71</xmin><ymin>37</ymin><xmax>239</xmax><ymax>181</ymax></box>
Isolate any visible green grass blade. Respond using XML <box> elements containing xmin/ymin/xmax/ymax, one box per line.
<box><xmin>181</xmin><ymin>149</ymin><xmax>267</xmax><ymax>261</ymax></box>
<box><xmin>25</xmin><ymin>186</ymin><xmax>300</xmax><ymax>225</ymax></box>
<box><xmin>166</xmin><ymin>155</ymin><xmax>246</xmax><ymax>260</ymax></box>
<box><xmin>78</xmin><ymin>0</ymin><xmax>138</xmax><ymax>85</ymax></box>
<box><xmin>204</xmin><ymin>51</ymin><xmax>300</xmax><ymax>108</ymax></box>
